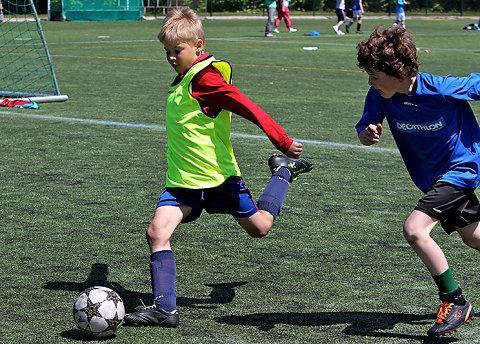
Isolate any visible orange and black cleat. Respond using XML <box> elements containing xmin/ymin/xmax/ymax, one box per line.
<box><xmin>427</xmin><ymin>300</ymin><xmax>474</xmax><ymax>337</ymax></box>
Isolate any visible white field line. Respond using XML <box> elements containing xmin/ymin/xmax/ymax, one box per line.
<box><xmin>0</xmin><ymin>110</ymin><xmax>399</xmax><ymax>153</ymax></box>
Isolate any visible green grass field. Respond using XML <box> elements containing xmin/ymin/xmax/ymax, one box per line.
<box><xmin>1</xmin><ymin>16</ymin><xmax>480</xmax><ymax>343</ymax></box>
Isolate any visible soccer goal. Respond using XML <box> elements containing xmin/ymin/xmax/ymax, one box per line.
<box><xmin>0</xmin><ymin>0</ymin><xmax>68</xmax><ymax>103</ymax></box>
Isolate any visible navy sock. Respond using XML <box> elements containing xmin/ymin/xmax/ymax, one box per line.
<box><xmin>257</xmin><ymin>167</ymin><xmax>291</xmax><ymax>218</ymax></box>
<box><xmin>150</xmin><ymin>250</ymin><xmax>177</xmax><ymax>312</ymax></box>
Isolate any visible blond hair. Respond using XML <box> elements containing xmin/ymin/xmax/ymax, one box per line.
<box><xmin>158</xmin><ymin>7</ymin><xmax>205</xmax><ymax>46</ymax></box>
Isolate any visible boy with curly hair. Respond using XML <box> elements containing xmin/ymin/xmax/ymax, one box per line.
<box><xmin>355</xmin><ymin>25</ymin><xmax>480</xmax><ymax>337</ymax></box>
<box><xmin>123</xmin><ymin>7</ymin><xmax>312</xmax><ymax>327</ymax></box>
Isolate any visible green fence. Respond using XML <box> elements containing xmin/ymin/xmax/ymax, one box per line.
<box><xmin>50</xmin><ymin>0</ymin><xmax>144</xmax><ymax>21</ymax></box>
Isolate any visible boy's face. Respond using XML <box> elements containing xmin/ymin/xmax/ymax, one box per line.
<box><xmin>366</xmin><ymin>70</ymin><xmax>405</xmax><ymax>99</ymax></box>
<box><xmin>163</xmin><ymin>39</ymin><xmax>204</xmax><ymax>74</ymax></box>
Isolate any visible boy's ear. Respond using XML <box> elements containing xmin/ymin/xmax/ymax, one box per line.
<box><xmin>195</xmin><ymin>39</ymin><xmax>204</xmax><ymax>54</ymax></box>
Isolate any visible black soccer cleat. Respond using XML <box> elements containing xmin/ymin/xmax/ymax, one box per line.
<box><xmin>124</xmin><ymin>304</ymin><xmax>179</xmax><ymax>327</ymax></box>
<box><xmin>427</xmin><ymin>300</ymin><xmax>474</xmax><ymax>337</ymax></box>
<box><xmin>268</xmin><ymin>154</ymin><xmax>313</xmax><ymax>181</ymax></box>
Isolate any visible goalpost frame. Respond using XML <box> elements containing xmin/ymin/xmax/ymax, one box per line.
<box><xmin>0</xmin><ymin>0</ymin><xmax>68</xmax><ymax>103</ymax></box>
<box><xmin>29</xmin><ymin>0</ymin><xmax>68</xmax><ymax>103</ymax></box>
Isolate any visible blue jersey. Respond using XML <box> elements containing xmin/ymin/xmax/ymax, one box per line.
<box><xmin>352</xmin><ymin>0</ymin><xmax>361</xmax><ymax>11</ymax></box>
<box><xmin>396</xmin><ymin>0</ymin><xmax>405</xmax><ymax>13</ymax></box>
<box><xmin>356</xmin><ymin>72</ymin><xmax>480</xmax><ymax>192</ymax></box>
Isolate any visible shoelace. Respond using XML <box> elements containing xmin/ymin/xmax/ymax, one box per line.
<box><xmin>139</xmin><ymin>299</ymin><xmax>155</xmax><ymax>310</ymax></box>
<box><xmin>138</xmin><ymin>300</ymin><xmax>178</xmax><ymax>315</ymax></box>
<box><xmin>435</xmin><ymin>302</ymin><xmax>453</xmax><ymax>323</ymax></box>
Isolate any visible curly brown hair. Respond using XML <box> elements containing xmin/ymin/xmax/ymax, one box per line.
<box><xmin>356</xmin><ymin>25</ymin><xmax>419</xmax><ymax>79</ymax></box>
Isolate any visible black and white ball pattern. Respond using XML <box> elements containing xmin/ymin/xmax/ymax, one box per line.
<box><xmin>73</xmin><ymin>286</ymin><xmax>125</xmax><ymax>338</ymax></box>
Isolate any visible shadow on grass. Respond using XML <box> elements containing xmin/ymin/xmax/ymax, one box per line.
<box><xmin>216</xmin><ymin>312</ymin><xmax>461</xmax><ymax>343</ymax></box>
<box><xmin>44</xmin><ymin>263</ymin><xmax>248</xmax><ymax>311</ymax></box>
<box><xmin>43</xmin><ymin>262</ymin><xmax>148</xmax><ymax>312</ymax></box>
<box><xmin>46</xmin><ymin>263</ymin><xmax>249</xmax><ymax>340</ymax></box>
<box><xmin>48</xmin><ymin>264</ymin><xmax>462</xmax><ymax>342</ymax></box>
<box><xmin>59</xmin><ymin>329</ymin><xmax>121</xmax><ymax>342</ymax></box>
<box><xmin>178</xmin><ymin>281</ymin><xmax>249</xmax><ymax>309</ymax></box>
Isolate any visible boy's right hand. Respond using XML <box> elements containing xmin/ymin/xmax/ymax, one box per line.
<box><xmin>359</xmin><ymin>123</ymin><xmax>382</xmax><ymax>145</ymax></box>
<box><xmin>285</xmin><ymin>140</ymin><xmax>303</xmax><ymax>158</ymax></box>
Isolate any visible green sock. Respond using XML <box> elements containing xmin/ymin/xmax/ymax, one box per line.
<box><xmin>432</xmin><ymin>268</ymin><xmax>459</xmax><ymax>296</ymax></box>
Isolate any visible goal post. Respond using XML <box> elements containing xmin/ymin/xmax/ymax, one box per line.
<box><xmin>0</xmin><ymin>0</ymin><xmax>68</xmax><ymax>103</ymax></box>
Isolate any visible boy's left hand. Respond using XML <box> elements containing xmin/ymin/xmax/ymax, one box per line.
<box><xmin>285</xmin><ymin>140</ymin><xmax>303</xmax><ymax>158</ymax></box>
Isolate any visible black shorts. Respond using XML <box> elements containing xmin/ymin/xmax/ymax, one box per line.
<box><xmin>336</xmin><ymin>9</ymin><xmax>346</xmax><ymax>22</ymax></box>
<box><xmin>415</xmin><ymin>182</ymin><xmax>480</xmax><ymax>234</ymax></box>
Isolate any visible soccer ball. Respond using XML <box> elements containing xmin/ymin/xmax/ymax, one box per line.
<box><xmin>73</xmin><ymin>286</ymin><xmax>125</xmax><ymax>338</ymax></box>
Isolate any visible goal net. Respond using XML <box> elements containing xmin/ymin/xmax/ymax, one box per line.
<box><xmin>0</xmin><ymin>0</ymin><xmax>67</xmax><ymax>103</ymax></box>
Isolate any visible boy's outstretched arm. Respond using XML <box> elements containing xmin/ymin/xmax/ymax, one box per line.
<box><xmin>192</xmin><ymin>66</ymin><xmax>297</xmax><ymax>155</ymax></box>
<box><xmin>358</xmin><ymin>123</ymin><xmax>382</xmax><ymax>145</ymax></box>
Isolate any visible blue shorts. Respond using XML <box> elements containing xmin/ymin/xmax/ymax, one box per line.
<box><xmin>156</xmin><ymin>176</ymin><xmax>259</xmax><ymax>223</ymax></box>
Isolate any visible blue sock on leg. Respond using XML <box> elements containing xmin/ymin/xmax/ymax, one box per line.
<box><xmin>257</xmin><ymin>167</ymin><xmax>291</xmax><ymax>218</ymax></box>
<box><xmin>150</xmin><ymin>250</ymin><xmax>177</xmax><ymax>312</ymax></box>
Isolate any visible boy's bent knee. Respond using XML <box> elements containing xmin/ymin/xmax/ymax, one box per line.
<box><xmin>146</xmin><ymin>224</ymin><xmax>159</xmax><ymax>244</ymax></box>
<box><xmin>247</xmin><ymin>228</ymin><xmax>270</xmax><ymax>238</ymax></box>
<box><xmin>146</xmin><ymin>222</ymin><xmax>171</xmax><ymax>247</ymax></box>
<box><xmin>403</xmin><ymin>223</ymin><xmax>424</xmax><ymax>244</ymax></box>
<box><xmin>461</xmin><ymin>235</ymin><xmax>480</xmax><ymax>250</ymax></box>
<box><xmin>236</xmin><ymin>211</ymin><xmax>274</xmax><ymax>238</ymax></box>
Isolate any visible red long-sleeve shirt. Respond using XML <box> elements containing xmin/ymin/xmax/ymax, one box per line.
<box><xmin>171</xmin><ymin>53</ymin><xmax>293</xmax><ymax>153</ymax></box>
